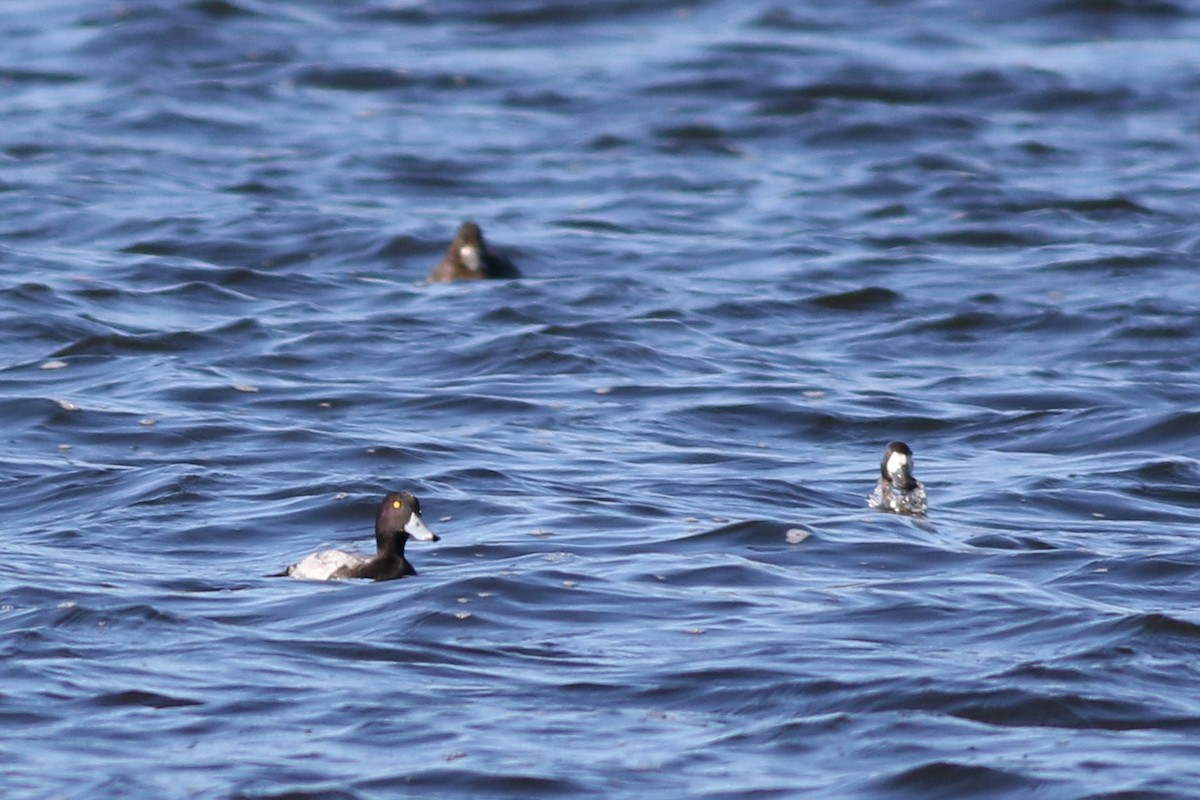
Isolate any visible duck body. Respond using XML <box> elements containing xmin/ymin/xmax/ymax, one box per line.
<box><xmin>286</xmin><ymin>548</ymin><xmax>416</xmax><ymax>581</ymax></box>
<box><xmin>284</xmin><ymin>491</ymin><xmax>439</xmax><ymax>581</ymax></box>
<box><xmin>868</xmin><ymin>441</ymin><xmax>927</xmax><ymax>516</ymax></box>
<box><xmin>427</xmin><ymin>221</ymin><xmax>519</xmax><ymax>283</ymax></box>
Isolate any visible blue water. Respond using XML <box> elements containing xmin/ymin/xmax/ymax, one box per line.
<box><xmin>5</xmin><ymin>1</ymin><xmax>1200</xmax><ymax>797</ymax></box>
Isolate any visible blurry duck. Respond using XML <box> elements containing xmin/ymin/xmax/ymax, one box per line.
<box><xmin>282</xmin><ymin>491</ymin><xmax>439</xmax><ymax>581</ymax></box>
<box><xmin>868</xmin><ymin>441</ymin><xmax>927</xmax><ymax>516</ymax></box>
<box><xmin>427</xmin><ymin>220</ymin><xmax>519</xmax><ymax>283</ymax></box>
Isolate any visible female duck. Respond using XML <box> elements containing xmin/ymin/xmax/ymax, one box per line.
<box><xmin>284</xmin><ymin>491</ymin><xmax>439</xmax><ymax>581</ymax></box>
<box><xmin>868</xmin><ymin>441</ymin><xmax>927</xmax><ymax>516</ymax></box>
<box><xmin>427</xmin><ymin>221</ymin><xmax>520</xmax><ymax>283</ymax></box>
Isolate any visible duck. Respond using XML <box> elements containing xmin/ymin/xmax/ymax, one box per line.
<box><xmin>427</xmin><ymin>220</ymin><xmax>520</xmax><ymax>283</ymax></box>
<box><xmin>283</xmin><ymin>491</ymin><xmax>439</xmax><ymax>581</ymax></box>
<box><xmin>868</xmin><ymin>441</ymin><xmax>927</xmax><ymax>516</ymax></box>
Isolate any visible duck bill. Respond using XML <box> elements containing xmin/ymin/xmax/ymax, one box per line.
<box><xmin>404</xmin><ymin>511</ymin><xmax>439</xmax><ymax>542</ymax></box>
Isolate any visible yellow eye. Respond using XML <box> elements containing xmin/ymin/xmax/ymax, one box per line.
<box><xmin>392</xmin><ymin>500</ymin><xmax>402</xmax><ymax>509</ymax></box>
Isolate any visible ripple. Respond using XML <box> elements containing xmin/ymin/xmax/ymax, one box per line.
<box><xmin>873</xmin><ymin>761</ymin><xmax>1038</xmax><ymax>799</ymax></box>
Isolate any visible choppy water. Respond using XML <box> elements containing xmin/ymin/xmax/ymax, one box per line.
<box><xmin>5</xmin><ymin>1</ymin><xmax>1200</xmax><ymax>797</ymax></box>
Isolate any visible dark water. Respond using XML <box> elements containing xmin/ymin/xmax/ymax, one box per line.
<box><xmin>5</xmin><ymin>1</ymin><xmax>1200</xmax><ymax>797</ymax></box>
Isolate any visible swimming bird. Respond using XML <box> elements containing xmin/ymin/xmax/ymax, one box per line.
<box><xmin>868</xmin><ymin>441</ymin><xmax>927</xmax><ymax>516</ymax></box>
<box><xmin>427</xmin><ymin>220</ymin><xmax>520</xmax><ymax>283</ymax></box>
<box><xmin>283</xmin><ymin>491</ymin><xmax>439</xmax><ymax>581</ymax></box>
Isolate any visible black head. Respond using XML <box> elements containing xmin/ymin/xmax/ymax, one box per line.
<box><xmin>880</xmin><ymin>441</ymin><xmax>918</xmax><ymax>491</ymax></box>
<box><xmin>375</xmin><ymin>491</ymin><xmax>440</xmax><ymax>553</ymax></box>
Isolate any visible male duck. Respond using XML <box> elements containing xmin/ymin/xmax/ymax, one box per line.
<box><xmin>868</xmin><ymin>441</ymin><xmax>927</xmax><ymax>516</ymax></box>
<box><xmin>284</xmin><ymin>491</ymin><xmax>439</xmax><ymax>581</ymax></box>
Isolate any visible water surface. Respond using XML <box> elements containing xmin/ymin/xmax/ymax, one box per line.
<box><xmin>4</xmin><ymin>1</ymin><xmax>1200</xmax><ymax>797</ymax></box>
